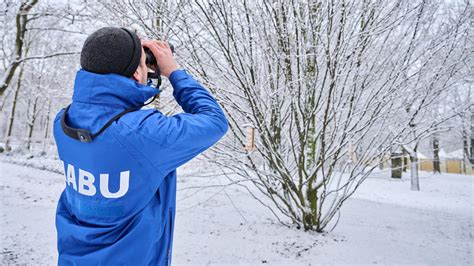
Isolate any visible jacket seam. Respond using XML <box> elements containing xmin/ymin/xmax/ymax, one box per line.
<box><xmin>116</xmin><ymin>118</ymin><xmax>168</xmax><ymax>175</ymax></box>
<box><xmin>100</xmin><ymin>106</ymin><xmax>165</xmax><ymax>179</ymax></box>
<box><xmin>72</xmin><ymin>100</ymin><xmax>129</xmax><ymax>109</ymax></box>
<box><xmin>118</xmin><ymin>110</ymin><xmax>226</xmax><ymax>156</ymax></box>
<box><xmin>116</xmin><ymin>113</ymin><xmax>165</xmax><ymax>149</ymax></box>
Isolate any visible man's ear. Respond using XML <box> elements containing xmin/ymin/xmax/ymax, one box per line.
<box><xmin>131</xmin><ymin>69</ymin><xmax>140</xmax><ymax>82</ymax></box>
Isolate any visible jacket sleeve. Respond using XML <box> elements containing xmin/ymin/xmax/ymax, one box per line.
<box><xmin>134</xmin><ymin>69</ymin><xmax>228</xmax><ymax>175</ymax></box>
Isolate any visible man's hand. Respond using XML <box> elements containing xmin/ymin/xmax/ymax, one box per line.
<box><xmin>141</xmin><ymin>40</ymin><xmax>178</xmax><ymax>78</ymax></box>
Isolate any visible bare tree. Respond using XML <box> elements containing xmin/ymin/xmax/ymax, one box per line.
<box><xmin>394</xmin><ymin>0</ymin><xmax>472</xmax><ymax>189</ymax></box>
<box><xmin>1</xmin><ymin>0</ymin><xmax>86</xmax><ymax>150</ymax></box>
<box><xmin>0</xmin><ymin>0</ymin><xmax>39</xmax><ymax>96</ymax></box>
<box><xmin>172</xmin><ymin>0</ymin><xmax>471</xmax><ymax>230</ymax></box>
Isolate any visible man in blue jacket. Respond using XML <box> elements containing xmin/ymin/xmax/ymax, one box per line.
<box><xmin>53</xmin><ymin>27</ymin><xmax>228</xmax><ymax>265</ymax></box>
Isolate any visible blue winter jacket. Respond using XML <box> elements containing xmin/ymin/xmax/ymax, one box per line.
<box><xmin>53</xmin><ymin>69</ymin><xmax>228</xmax><ymax>265</ymax></box>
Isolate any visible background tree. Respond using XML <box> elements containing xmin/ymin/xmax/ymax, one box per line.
<box><xmin>1</xmin><ymin>0</ymin><xmax>87</xmax><ymax>150</ymax></box>
<box><xmin>0</xmin><ymin>0</ymin><xmax>39</xmax><ymax>97</ymax></box>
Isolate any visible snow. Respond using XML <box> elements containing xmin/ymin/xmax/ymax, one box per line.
<box><xmin>438</xmin><ymin>148</ymin><xmax>449</xmax><ymax>159</ymax></box>
<box><xmin>446</xmin><ymin>149</ymin><xmax>466</xmax><ymax>160</ymax></box>
<box><xmin>0</xmin><ymin>160</ymin><xmax>63</xmax><ymax>264</ymax></box>
<box><xmin>417</xmin><ymin>152</ymin><xmax>428</xmax><ymax>159</ymax></box>
<box><xmin>1</xmin><ymin>157</ymin><xmax>473</xmax><ymax>265</ymax></box>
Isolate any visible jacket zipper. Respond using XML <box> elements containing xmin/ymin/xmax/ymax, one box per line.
<box><xmin>167</xmin><ymin>208</ymin><xmax>173</xmax><ymax>266</ymax></box>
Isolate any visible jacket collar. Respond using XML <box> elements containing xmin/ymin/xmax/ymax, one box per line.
<box><xmin>72</xmin><ymin>69</ymin><xmax>159</xmax><ymax>108</ymax></box>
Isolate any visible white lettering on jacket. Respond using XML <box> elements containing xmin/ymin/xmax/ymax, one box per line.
<box><xmin>64</xmin><ymin>163</ymin><xmax>130</xmax><ymax>198</ymax></box>
<box><xmin>100</xmin><ymin>172</ymin><xmax>130</xmax><ymax>198</ymax></box>
<box><xmin>78</xmin><ymin>169</ymin><xmax>96</xmax><ymax>196</ymax></box>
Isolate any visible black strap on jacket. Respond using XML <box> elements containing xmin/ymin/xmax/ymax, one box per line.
<box><xmin>61</xmin><ymin>95</ymin><xmax>157</xmax><ymax>143</ymax></box>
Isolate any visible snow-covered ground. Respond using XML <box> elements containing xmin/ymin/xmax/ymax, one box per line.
<box><xmin>1</xmin><ymin>155</ymin><xmax>472</xmax><ymax>265</ymax></box>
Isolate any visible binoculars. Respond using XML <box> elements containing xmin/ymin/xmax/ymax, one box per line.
<box><xmin>144</xmin><ymin>44</ymin><xmax>175</xmax><ymax>69</ymax></box>
<box><xmin>143</xmin><ymin>43</ymin><xmax>175</xmax><ymax>87</ymax></box>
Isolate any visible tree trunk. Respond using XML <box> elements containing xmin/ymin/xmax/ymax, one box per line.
<box><xmin>470</xmin><ymin>112</ymin><xmax>474</xmax><ymax>165</ymax></box>
<box><xmin>4</xmin><ymin>63</ymin><xmax>25</xmax><ymax>151</ymax></box>
<box><xmin>41</xmin><ymin>99</ymin><xmax>51</xmax><ymax>153</ymax></box>
<box><xmin>402</xmin><ymin>149</ymin><xmax>408</xmax><ymax>172</ymax></box>
<box><xmin>410</xmin><ymin>144</ymin><xmax>420</xmax><ymax>191</ymax></box>
<box><xmin>432</xmin><ymin>133</ymin><xmax>441</xmax><ymax>174</ymax></box>
<box><xmin>391</xmin><ymin>152</ymin><xmax>402</xmax><ymax>179</ymax></box>
<box><xmin>26</xmin><ymin>96</ymin><xmax>39</xmax><ymax>150</ymax></box>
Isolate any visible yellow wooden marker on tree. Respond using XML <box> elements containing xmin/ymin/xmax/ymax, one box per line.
<box><xmin>244</xmin><ymin>126</ymin><xmax>256</xmax><ymax>151</ymax></box>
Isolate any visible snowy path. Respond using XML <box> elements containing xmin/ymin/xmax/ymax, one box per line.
<box><xmin>1</xmin><ymin>160</ymin><xmax>472</xmax><ymax>265</ymax></box>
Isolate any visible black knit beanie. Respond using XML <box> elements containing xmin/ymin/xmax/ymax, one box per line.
<box><xmin>80</xmin><ymin>27</ymin><xmax>141</xmax><ymax>78</ymax></box>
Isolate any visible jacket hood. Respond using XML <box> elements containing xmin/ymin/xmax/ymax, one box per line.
<box><xmin>72</xmin><ymin>69</ymin><xmax>159</xmax><ymax>108</ymax></box>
